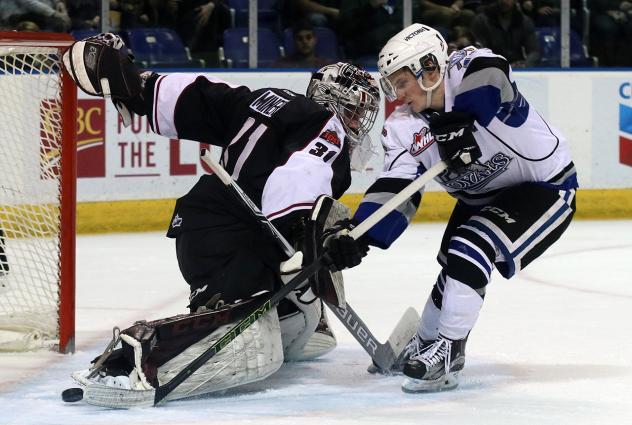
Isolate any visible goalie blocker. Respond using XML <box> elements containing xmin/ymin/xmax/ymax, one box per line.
<box><xmin>71</xmin><ymin>196</ymin><xmax>350</xmax><ymax>406</ymax></box>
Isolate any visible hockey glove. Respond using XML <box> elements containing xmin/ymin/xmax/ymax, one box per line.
<box><xmin>429</xmin><ymin>111</ymin><xmax>481</xmax><ymax>170</ymax></box>
<box><xmin>325</xmin><ymin>221</ymin><xmax>369</xmax><ymax>272</ymax></box>
<box><xmin>62</xmin><ymin>33</ymin><xmax>152</xmax><ymax>125</ymax></box>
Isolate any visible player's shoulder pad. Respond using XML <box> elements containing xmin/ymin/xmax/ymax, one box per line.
<box><xmin>450</xmin><ymin>48</ymin><xmax>509</xmax><ymax>78</ymax></box>
<box><xmin>447</xmin><ymin>47</ymin><xmax>509</xmax><ymax>79</ymax></box>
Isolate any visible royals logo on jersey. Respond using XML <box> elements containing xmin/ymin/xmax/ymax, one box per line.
<box><xmin>439</xmin><ymin>152</ymin><xmax>513</xmax><ymax>191</ymax></box>
<box><xmin>410</xmin><ymin>127</ymin><xmax>434</xmax><ymax>156</ymax></box>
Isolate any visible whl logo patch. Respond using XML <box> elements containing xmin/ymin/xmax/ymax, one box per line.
<box><xmin>319</xmin><ymin>129</ymin><xmax>341</xmax><ymax>147</ymax></box>
<box><xmin>410</xmin><ymin>127</ymin><xmax>434</xmax><ymax>156</ymax></box>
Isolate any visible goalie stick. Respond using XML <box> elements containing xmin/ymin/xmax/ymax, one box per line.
<box><xmin>88</xmin><ymin>152</ymin><xmax>446</xmax><ymax>407</ymax></box>
<box><xmin>199</xmin><ymin>150</ymin><xmax>438</xmax><ymax>371</ymax></box>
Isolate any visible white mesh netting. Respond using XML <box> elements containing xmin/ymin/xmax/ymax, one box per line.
<box><xmin>0</xmin><ymin>45</ymin><xmax>66</xmax><ymax>351</ymax></box>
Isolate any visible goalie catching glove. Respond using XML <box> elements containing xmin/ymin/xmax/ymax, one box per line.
<box><xmin>429</xmin><ymin>111</ymin><xmax>481</xmax><ymax>170</ymax></box>
<box><xmin>62</xmin><ymin>33</ymin><xmax>153</xmax><ymax>126</ymax></box>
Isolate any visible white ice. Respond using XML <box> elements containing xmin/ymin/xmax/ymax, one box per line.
<box><xmin>1</xmin><ymin>220</ymin><xmax>631</xmax><ymax>425</ymax></box>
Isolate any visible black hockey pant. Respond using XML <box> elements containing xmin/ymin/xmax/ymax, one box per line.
<box><xmin>429</xmin><ymin>182</ymin><xmax>576</xmax><ymax>308</ymax></box>
<box><xmin>175</xmin><ymin>225</ymin><xmax>279</xmax><ymax>312</ymax></box>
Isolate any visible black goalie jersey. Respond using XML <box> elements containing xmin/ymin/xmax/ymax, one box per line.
<box><xmin>142</xmin><ymin>73</ymin><xmax>351</xmax><ymax>242</ymax></box>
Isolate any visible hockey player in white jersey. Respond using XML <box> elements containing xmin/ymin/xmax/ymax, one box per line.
<box><xmin>349</xmin><ymin>24</ymin><xmax>578</xmax><ymax>392</ymax></box>
<box><xmin>61</xmin><ymin>34</ymin><xmax>376</xmax><ymax>406</ymax></box>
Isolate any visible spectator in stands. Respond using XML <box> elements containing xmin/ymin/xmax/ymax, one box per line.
<box><xmin>146</xmin><ymin>0</ymin><xmax>179</xmax><ymax>28</ymax></box>
<box><xmin>338</xmin><ymin>0</ymin><xmax>401</xmax><ymax>65</ymax></box>
<box><xmin>296</xmin><ymin>0</ymin><xmax>340</xmax><ymax>27</ymax></box>
<box><xmin>176</xmin><ymin>0</ymin><xmax>231</xmax><ymax>67</ymax></box>
<box><xmin>470</xmin><ymin>0</ymin><xmax>539</xmax><ymax>67</ymax></box>
<box><xmin>0</xmin><ymin>0</ymin><xmax>71</xmax><ymax>32</ymax></box>
<box><xmin>589</xmin><ymin>0</ymin><xmax>632</xmax><ymax>66</ymax></box>
<box><xmin>110</xmin><ymin>0</ymin><xmax>151</xmax><ymax>29</ymax></box>
<box><xmin>447</xmin><ymin>25</ymin><xmax>475</xmax><ymax>54</ymax></box>
<box><xmin>67</xmin><ymin>0</ymin><xmax>101</xmax><ymax>30</ymax></box>
<box><xmin>520</xmin><ymin>0</ymin><xmax>559</xmax><ymax>26</ymax></box>
<box><xmin>520</xmin><ymin>0</ymin><xmax>583</xmax><ymax>30</ymax></box>
<box><xmin>279</xmin><ymin>0</ymin><xmax>340</xmax><ymax>35</ymax></box>
<box><xmin>275</xmin><ymin>20</ymin><xmax>330</xmax><ymax>68</ymax></box>
<box><xmin>415</xmin><ymin>0</ymin><xmax>476</xmax><ymax>31</ymax></box>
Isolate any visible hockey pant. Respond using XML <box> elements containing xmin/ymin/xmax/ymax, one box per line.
<box><xmin>418</xmin><ymin>183</ymin><xmax>576</xmax><ymax>341</ymax></box>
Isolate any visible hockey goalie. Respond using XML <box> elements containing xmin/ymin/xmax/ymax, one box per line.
<box><xmin>62</xmin><ymin>34</ymin><xmax>378</xmax><ymax>406</ymax></box>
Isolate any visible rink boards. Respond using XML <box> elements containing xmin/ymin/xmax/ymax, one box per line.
<box><xmin>4</xmin><ymin>69</ymin><xmax>627</xmax><ymax>232</ymax></box>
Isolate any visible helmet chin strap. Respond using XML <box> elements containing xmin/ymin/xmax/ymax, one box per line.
<box><xmin>425</xmin><ymin>88</ymin><xmax>434</xmax><ymax>110</ymax></box>
<box><xmin>417</xmin><ymin>73</ymin><xmax>443</xmax><ymax>111</ymax></box>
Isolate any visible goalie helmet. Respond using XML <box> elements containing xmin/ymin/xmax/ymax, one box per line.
<box><xmin>306</xmin><ymin>63</ymin><xmax>380</xmax><ymax>170</ymax></box>
<box><xmin>377</xmin><ymin>24</ymin><xmax>448</xmax><ymax>102</ymax></box>
<box><xmin>307</xmin><ymin>62</ymin><xmax>380</xmax><ymax>144</ymax></box>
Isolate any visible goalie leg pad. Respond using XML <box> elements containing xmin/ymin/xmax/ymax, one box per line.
<box><xmin>73</xmin><ymin>296</ymin><xmax>284</xmax><ymax>406</ymax></box>
<box><xmin>157</xmin><ymin>308</ymin><xmax>283</xmax><ymax>401</ymax></box>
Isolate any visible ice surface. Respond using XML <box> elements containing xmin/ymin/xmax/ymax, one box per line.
<box><xmin>1</xmin><ymin>221</ymin><xmax>631</xmax><ymax>425</ymax></box>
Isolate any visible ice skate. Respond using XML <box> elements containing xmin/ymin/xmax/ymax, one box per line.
<box><xmin>401</xmin><ymin>336</ymin><xmax>466</xmax><ymax>393</ymax></box>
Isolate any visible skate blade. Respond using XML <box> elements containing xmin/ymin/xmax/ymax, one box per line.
<box><xmin>401</xmin><ymin>372</ymin><xmax>459</xmax><ymax>393</ymax></box>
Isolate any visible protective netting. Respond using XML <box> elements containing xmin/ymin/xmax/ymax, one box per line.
<box><xmin>0</xmin><ymin>46</ymin><xmax>65</xmax><ymax>351</ymax></box>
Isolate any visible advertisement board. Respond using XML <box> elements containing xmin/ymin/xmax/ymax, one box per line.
<box><xmin>72</xmin><ymin>70</ymin><xmax>631</xmax><ymax>203</ymax></box>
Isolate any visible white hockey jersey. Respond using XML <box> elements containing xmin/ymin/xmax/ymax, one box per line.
<box><xmin>355</xmin><ymin>47</ymin><xmax>578</xmax><ymax>248</ymax></box>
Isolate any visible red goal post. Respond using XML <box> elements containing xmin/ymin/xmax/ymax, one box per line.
<box><xmin>0</xmin><ymin>32</ymin><xmax>76</xmax><ymax>353</ymax></box>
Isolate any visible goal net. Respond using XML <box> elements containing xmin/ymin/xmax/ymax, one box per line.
<box><xmin>0</xmin><ymin>32</ymin><xmax>76</xmax><ymax>353</ymax></box>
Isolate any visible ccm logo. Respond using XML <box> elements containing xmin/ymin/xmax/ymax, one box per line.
<box><xmin>481</xmin><ymin>206</ymin><xmax>516</xmax><ymax>224</ymax></box>
<box><xmin>435</xmin><ymin>128</ymin><xmax>465</xmax><ymax>142</ymax></box>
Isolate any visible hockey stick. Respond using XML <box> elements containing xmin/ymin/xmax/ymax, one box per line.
<box><xmin>153</xmin><ymin>153</ymin><xmax>447</xmax><ymax>405</ymax></box>
<box><xmin>200</xmin><ymin>150</ymin><xmax>443</xmax><ymax>371</ymax></box>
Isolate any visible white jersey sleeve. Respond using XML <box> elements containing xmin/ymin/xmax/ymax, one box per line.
<box><xmin>352</xmin><ymin>105</ymin><xmax>434</xmax><ymax>249</ymax></box>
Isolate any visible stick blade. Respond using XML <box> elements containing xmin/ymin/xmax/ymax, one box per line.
<box><xmin>370</xmin><ymin>307</ymin><xmax>420</xmax><ymax>372</ymax></box>
<box><xmin>386</xmin><ymin>307</ymin><xmax>420</xmax><ymax>358</ymax></box>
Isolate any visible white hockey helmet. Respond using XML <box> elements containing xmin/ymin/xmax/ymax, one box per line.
<box><xmin>377</xmin><ymin>24</ymin><xmax>448</xmax><ymax>104</ymax></box>
<box><xmin>306</xmin><ymin>62</ymin><xmax>380</xmax><ymax>144</ymax></box>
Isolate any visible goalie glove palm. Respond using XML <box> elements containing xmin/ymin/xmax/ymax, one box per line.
<box><xmin>429</xmin><ymin>111</ymin><xmax>482</xmax><ymax>170</ymax></box>
<box><xmin>62</xmin><ymin>34</ymin><xmax>148</xmax><ymax>117</ymax></box>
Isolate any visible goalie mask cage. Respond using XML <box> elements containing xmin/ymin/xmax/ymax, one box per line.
<box><xmin>0</xmin><ymin>32</ymin><xmax>76</xmax><ymax>353</ymax></box>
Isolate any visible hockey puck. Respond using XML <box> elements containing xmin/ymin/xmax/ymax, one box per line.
<box><xmin>61</xmin><ymin>387</ymin><xmax>84</xmax><ymax>403</ymax></box>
